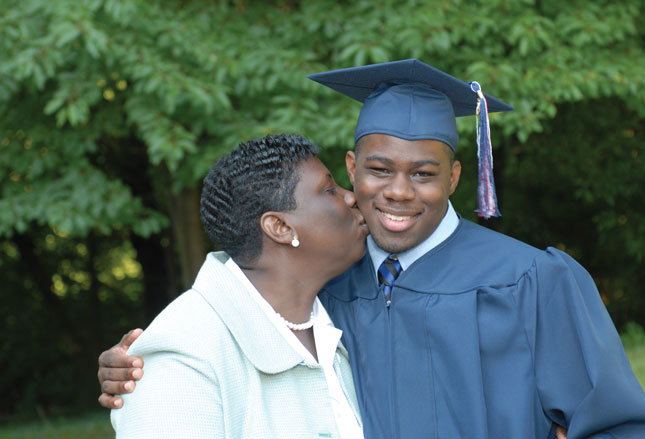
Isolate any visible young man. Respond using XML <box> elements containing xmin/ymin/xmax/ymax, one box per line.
<box><xmin>98</xmin><ymin>60</ymin><xmax>645</xmax><ymax>438</ymax></box>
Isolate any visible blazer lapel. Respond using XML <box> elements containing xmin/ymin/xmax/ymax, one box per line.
<box><xmin>192</xmin><ymin>252</ymin><xmax>303</xmax><ymax>374</ymax></box>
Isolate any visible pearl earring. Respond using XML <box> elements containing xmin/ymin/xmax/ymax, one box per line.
<box><xmin>291</xmin><ymin>235</ymin><xmax>300</xmax><ymax>248</ymax></box>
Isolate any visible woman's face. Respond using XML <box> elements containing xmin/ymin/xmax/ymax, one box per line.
<box><xmin>289</xmin><ymin>158</ymin><xmax>368</xmax><ymax>278</ymax></box>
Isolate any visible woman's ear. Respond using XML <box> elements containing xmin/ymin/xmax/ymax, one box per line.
<box><xmin>260</xmin><ymin>212</ymin><xmax>294</xmax><ymax>246</ymax></box>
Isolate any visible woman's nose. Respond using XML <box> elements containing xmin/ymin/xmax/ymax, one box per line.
<box><xmin>341</xmin><ymin>187</ymin><xmax>357</xmax><ymax>208</ymax></box>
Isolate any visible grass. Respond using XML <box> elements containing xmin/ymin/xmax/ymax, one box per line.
<box><xmin>626</xmin><ymin>344</ymin><xmax>645</xmax><ymax>389</ymax></box>
<box><xmin>0</xmin><ymin>412</ymin><xmax>112</xmax><ymax>439</ymax></box>
<box><xmin>622</xmin><ymin>321</ymin><xmax>645</xmax><ymax>389</ymax></box>
<box><xmin>2</xmin><ymin>326</ymin><xmax>644</xmax><ymax>438</ymax></box>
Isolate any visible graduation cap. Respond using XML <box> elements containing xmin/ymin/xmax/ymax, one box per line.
<box><xmin>307</xmin><ymin>59</ymin><xmax>513</xmax><ymax>218</ymax></box>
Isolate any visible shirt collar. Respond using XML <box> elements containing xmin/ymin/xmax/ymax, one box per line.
<box><xmin>191</xmin><ymin>253</ymin><xmax>304</xmax><ymax>373</ymax></box>
<box><xmin>225</xmin><ymin>258</ymin><xmax>346</xmax><ymax>366</ymax></box>
<box><xmin>367</xmin><ymin>200</ymin><xmax>459</xmax><ymax>278</ymax></box>
<box><xmin>225</xmin><ymin>257</ymin><xmax>334</xmax><ymax>325</ymax></box>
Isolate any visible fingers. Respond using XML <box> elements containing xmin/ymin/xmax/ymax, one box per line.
<box><xmin>98</xmin><ymin>393</ymin><xmax>124</xmax><ymax>409</ymax></box>
<box><xmin>98</xmin><ymin>328</ymin><xmax>144</xmax><ymax>369</ymax></box>
<box><xmin>120</xmin><ymin>328</ymin><xmax>143</xmax><ymax>349</ymax></box>
<box><xmin>99</xmin><ymin>348</ymin><xmax>143</xmax><ymax>368</ymax></box>
<box><xmin>98</xmin><ymin>364</ymin><xmax>144</xmax><ymax>385</ymax></box>
<box><xmin>555</xmin><ymin>426</ymin><xmax>567</xmax><ymax>439</ymax></box>
<box><xmin>101</xmin><ymin>378</ymin><xmax>138</xmax><ymax>396</ymax></box>
<box><xmin>96</xmin><ymin>329</ymin><xmax>145</xmax><ymax>410</ymax></box>
<box><xmin>97</xmin><ymin>328</ymin><xmax>144</xmax><ymax>368</ymax></box>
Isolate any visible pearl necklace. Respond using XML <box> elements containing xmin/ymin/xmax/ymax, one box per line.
<box><xmin>276</xmin><ymin>312</ymin><xmax>315</xmax><ymax>331</ymax></box>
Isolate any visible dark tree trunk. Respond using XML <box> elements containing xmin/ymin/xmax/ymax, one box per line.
<box><xmin>130</xmin><ymin>232</ymin><xmax>178</xmax><ymax>322</ymax></box>
<box><xmin>165</xmin><ymin>186</ymin><xmax>206</xmax><ymax>291</ymax></box>
<box><xmin>86</xmin><ymin>232</ymin><xmax>101</xmax><ymax>357</ymax></box>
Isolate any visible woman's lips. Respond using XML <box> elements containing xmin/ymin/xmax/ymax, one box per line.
<box><xmin>353</xmin><ymin>211</ymin><xmax>369</xmax><ymax>235</ymax></box>
<box><xmin>377</xmin><ymin>209</ymin><xmax>417</xmax><ymax>232</ymax></box>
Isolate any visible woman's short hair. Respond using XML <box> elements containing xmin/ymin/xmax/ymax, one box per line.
<box><xmin>200</xmin><ymin>133</ymin><xmax>320</xmax><ymax>264</ymax></box>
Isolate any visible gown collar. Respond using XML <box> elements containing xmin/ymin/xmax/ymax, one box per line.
<box><xmin>367</xmin><ymin>201</ymin><xmax>459</xmax><ymax>281</ymax></box>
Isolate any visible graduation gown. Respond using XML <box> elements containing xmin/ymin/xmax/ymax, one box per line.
<box><xmin>319</xmin><ymin>218</ymin><xmax>645</xmax><ymax>439</ymax></box>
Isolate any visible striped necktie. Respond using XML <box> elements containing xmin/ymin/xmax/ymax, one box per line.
<box><xmin>378</xmin><ymin>255</ymin><xmax>403</xmax><ymax>302</ymax></box>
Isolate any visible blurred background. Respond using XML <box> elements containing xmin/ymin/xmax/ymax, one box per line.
<box><xmin>1</xmin><ymin>0</ymin><xmax>644</xmax><ymax>437</ymax></box>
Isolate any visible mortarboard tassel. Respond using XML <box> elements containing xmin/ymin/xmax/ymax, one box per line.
<box><xmin>469</xmin><ymin>81</ymin><xmax>501</xmax><ymax>219</ymax></box>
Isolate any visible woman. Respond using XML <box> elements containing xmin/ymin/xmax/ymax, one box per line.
<box><xmin>110</xmin><ymin>134</ymin><xmax>368</xmax><ymax>438</ymax></box>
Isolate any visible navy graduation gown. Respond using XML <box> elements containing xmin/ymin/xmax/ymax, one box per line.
<box><xmin>319</xmin><ymin>219</ymin><xmax>645</xmax><ymax>439</ymax></box>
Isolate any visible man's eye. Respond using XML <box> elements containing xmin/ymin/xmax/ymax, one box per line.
<box><xmin>326</xmin><ymin>187</ymin><xmax>338</xmax><ymax>194</ymax></box>
<box><xmin>369</xmin><ymin>167</ymin><xmax>390</xmax><ymax>174</ymax></box>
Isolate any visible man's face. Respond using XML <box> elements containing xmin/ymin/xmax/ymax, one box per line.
<box><xmin>346</xmin><ymin>134</ymin><xmax>461</xmax><ymax>254</ymax></box>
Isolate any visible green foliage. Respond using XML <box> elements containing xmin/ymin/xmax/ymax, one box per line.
<box><xmin>622</xmin><ymin>322</ymin><xmax>645</xmax><ymax>349</ymax></box>
<box><xmin>497</xmin><ymin>98</ymin><xmax>645</xmax><ymax>328</ymax></box>
<box><xmin>0</xmin><ymin>231</ymin><xmax>145</xmax><ymax>417</ymax></box>
<box><xmin>1</xmin><ymin>0</ymin><xmax>644</xmax><ymax>420</ymax></box>
<box><xmin>2</xmin><ymin>0</ymin><xmax>644</xmax><ymax>237</ymax></box>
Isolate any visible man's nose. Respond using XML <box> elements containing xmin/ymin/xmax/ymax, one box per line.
<box><xmin>383</xmin><ymin>174</ymin><xmax>415</xmax><ymax>201</ymax></box>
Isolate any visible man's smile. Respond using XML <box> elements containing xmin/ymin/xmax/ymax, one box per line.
<box><xmin>376</xmin><ymin>208</ymin><xmax>420</xmax><ymax>232</ymax></box>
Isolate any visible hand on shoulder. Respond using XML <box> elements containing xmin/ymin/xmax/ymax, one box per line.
<box><xmin>97</xmin><ymin>328</ymin><xmax>144</xmax><ymax>409</ymax></box>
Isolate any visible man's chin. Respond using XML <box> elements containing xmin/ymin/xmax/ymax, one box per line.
<box><xmin>370</xmin><ymin>232</ymin><xmax>414</xmax><ymax>254</ymax></box>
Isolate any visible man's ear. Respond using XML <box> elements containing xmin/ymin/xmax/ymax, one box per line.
<box><xmin>260</xmin><ymin>212</ymin><xmax>294</xmax><ymax>246</ymax></box>
<box><xmin>346</xmin><ymin>151</ymin><xmax>357</xmax><ymax>186</ymax></box>
<box><xmin>449</xmin><ymin>160</ymin><xmax>461</xmax><ymax>195</ymax></box>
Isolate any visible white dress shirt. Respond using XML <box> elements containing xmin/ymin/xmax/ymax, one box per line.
<box><xmin>225</xmin><ymin>258</ymin><xmax>364</xmax><ymax>439</ymax></box>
